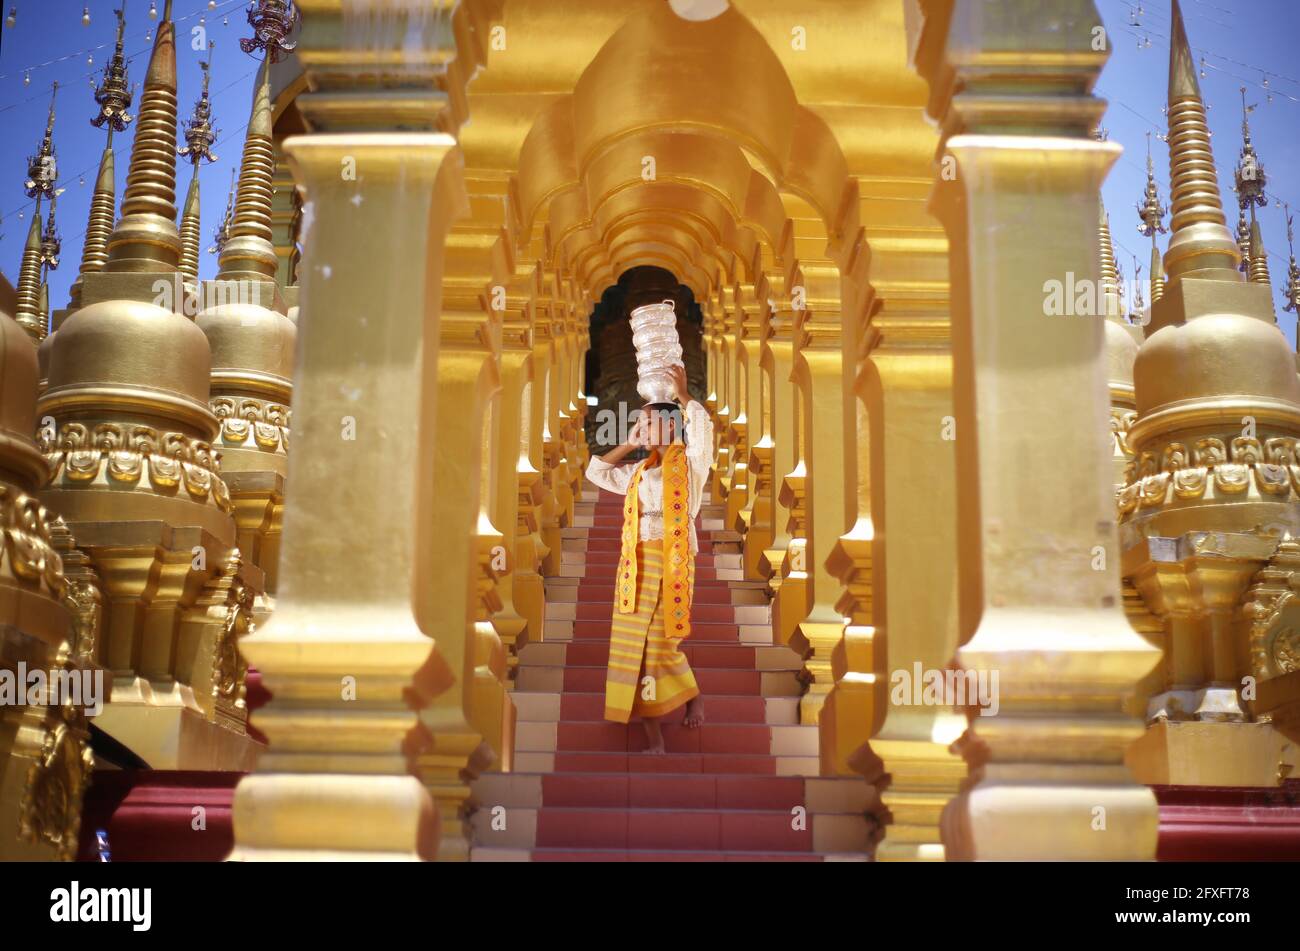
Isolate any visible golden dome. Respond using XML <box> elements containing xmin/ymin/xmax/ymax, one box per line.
<box><xmin>0</xmin><ymin>310</ymin><xmax>48</xmax><ymax>487</ymax></box>
<box><xmin>1133</xmin><ymin>312</ymin><xmax>1300</xmax><ymax>429</ymax></box>
<box><xmin>197</xmin><ymin>302</ymin><xmax>296</xmax><ymax>403</ymax></box>
<box><xmin>39</xmin><ymin>297</ymin><xmax>215</xmax><ymax>436</ymax></box>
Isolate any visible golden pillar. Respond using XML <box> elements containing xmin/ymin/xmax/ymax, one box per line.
<box><xmin>231</xmin><ymin>0</ymin><xmax>493</xmax><ymax>860</ymax></box>
<box><xmin>741</xmin><ymin>274</ymin><xmax>776</xmax><ymax>582</ymax></box>
<box><xmin>768</xmin><ymin>282</ymin><xmax>809</xmax><ymax>649</ymax></box>
<box><xmin>914</xmin><ymin>0</ymin><xmax>1161</xmax><ymax>860</ymax></box>
<box><xmin>790</xmin><ymin>267</ymin><xmax>850</xmax><ymax>724</ymax></box>
<box><xmin>419</xmin><ymin>183</ymin><xmax>515</xmax><ymax>860</ymax></box>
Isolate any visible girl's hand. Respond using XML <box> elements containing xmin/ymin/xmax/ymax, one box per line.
<box><xmin>629</xmin><ymin>416</ymin><xmax>650</xmax><ymax>448</ymax></box>
<box><xmin>670</xmin><ymin>364</ymin><xmax>689</xmax><ymax>404</ymax></box>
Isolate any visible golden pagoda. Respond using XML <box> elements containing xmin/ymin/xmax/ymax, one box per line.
<box><xmin>2</xmin><ymin>0</ymin><xmax>1298</xmax><ymax>866</ymax></box>
<box><xmin>37</xmin><ymin>0</ymin><xmax>257</xmax><ymax>772</ymax></box>
<box><xmin>1120</xmin><ymin>0</ymin><xmax>1300</xmax><ymax>785</ymax></box>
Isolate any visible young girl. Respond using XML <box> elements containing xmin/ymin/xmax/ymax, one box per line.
<box><xmin>585</xmin><ymin>364</ymin><xmax>714</xmax><ymax>753</ymax></box>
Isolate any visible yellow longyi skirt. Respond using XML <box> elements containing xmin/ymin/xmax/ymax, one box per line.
<box><xmin>604</xmin><ymin>543</ymin><xmax>699</xmax><ymax>723</ymax></box>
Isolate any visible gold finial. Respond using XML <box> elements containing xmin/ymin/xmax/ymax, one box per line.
<box><xmin>209</xmin><ymin>167</ymin><xmax>237</xmax><ymax>257</ymax></box>
<box><xmin>241</xmin><ymin>0</ymin><xmax>299</xmax><ymax>63</ymax></box>
<box><xmin>40</xmin><ymin>193</ymin><xmax>61</xmax><ymax>274</ymax></box>
<box><xmin>24</xmin><ymin>83</ymin><xmax>59</xmax><ymax>200</ymax></box>
<box><xmin>1163</xmin><ymin>0</ymin><xmax>1241</xmax><ymax>280</ymax></box>
<box><xmin>178</xmin><ymin>45</ymin><xmax>217</xmax><ymax>282</ymax></box>
<box><xmin>179</xmin><ymin>44</ymin><xmax>218</xmax><ymax>167</ymax></box>
<box><xmin>1130</xmin><ymin>255</ymin><xmax>1145</xmax><ymax>321</ymax></box>
<box><xmin>106</xmin><ymin>0</ymin><xmax>181</xmax><ymax>271</ymax></box>
<box><xmin>1236</xmin><ymin>208</ymin><xmax>1251</xmax><ymax>270</ymax></box>
<box><xmin>1284</xmin><ymin>204</ymin><xmax>1300</xmax><ymax>317</ymax></box>
<box><xmin>92</xmin><ymin>5</ymin><xmax>134</xmax><ymax>136</ymax></box>
<box><xmin>1234</xmin><ymin>86</ymin><xmax>1268</xmax><ymax>279</ymax></box>
<box><xmin>1234</xmin><ymin>87</ymin><xmax>1266</xmax><ymax>213</ymax></box>
<box><xmin>1137</xmin><ymin>133</ymin><xmax>1167</xmax><ymax>303</ymax></box>
<box><xmin>217</xmin><ymin>57</ymin><xmax>278</xmax><ymax>281</ymax></box>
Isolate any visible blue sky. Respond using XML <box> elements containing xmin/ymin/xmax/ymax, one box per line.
<box><xmin>0</xmin><ymin>0</ymin><xmax>260</xmax><ymax>309</ymax></box>
<box><xmin>1</xmin><ymin>1</ymin><xmax>1298</xmax><ymax>345</ymax></box>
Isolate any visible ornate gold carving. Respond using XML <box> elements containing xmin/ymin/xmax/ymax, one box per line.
<box><xmin>1243</xmin><ymin>542</ymin><xmax>1300</xmax><ymax>680</ymax></box>
<box><xmin>41</xmin><ymin>421</ymin><xmax>231</xmax><ymax>511</ymax></box>
<box><xmin>18</xmin><ymin>704</ymin><xmax>94</xmax><ymax>862</ymax></box>
<box><xmin>48</xmin><ymin>517</ymin><xmax>101</xmax><ymax>668</ymax></box>
<box><xmin>212</xmin><ymin>396</ymin><xmax>291</xmax><ymax>455</ymax></box>
<box><xmin>1110</xmin><ymin>408</ymin><xmax>1136</xmax><ymax>459</ymax></box>
<box><xmin>1119</xmin><ymin>435</ymin><xmax>1300</xmax><ymax>515</ymax></box>
<box><xmin>0</xmin><ymin>483</ymin><xmax>66</xmax><ymax>597</ymax></box>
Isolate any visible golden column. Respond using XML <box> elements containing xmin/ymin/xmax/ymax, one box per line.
<box><xmin>790</xmin><ymin>262</ymin><xmax>850</xmax><ymax>725</ymax></box>
<box><xmin>489</xmin><ymin>271</ymin><xmax>540</xmax><ymax>659</ymax></box>
<box><xmin>708</xmin><ymin>294</ymin><xmax>732</xmax><ymax>502</ymax></box>
<box><xmin>768</xmin><ymin>272</ymin><xmax>808</xmax><ymax>649</ymax></box>
<box><xmin>230</xmin><ymin>0</ymin><xmax>490</xmax><ymax>860</ymax></box>
<box><xmin>913</xmin><ymin>0</ymin><xmax>1161</xmax><ymax>860</ymax></box>
<box><xmin>741</xmin><ymin>271</ymin><xmax>777</xmax><ymax>582</ymax></box>
<box><xmin>419</xmin><ymin>180</ymin><xmax>515</xmax><ymax>860</ymax></box>
<box><xmin>820</xmin><ymin>158</ymin><xmax>965</xmax><ymax>858</ymax></box>
<box><xmin>529</xmin><ymin>288</ymin><xmax>563</xmax><ymax>579</ymax></box>
<box><xmin>1120</xmin><ymin>0</ymin><xmax>1300</xmax><ymax>787</ymax></box>
<box><xmin>507</xmin><ymin>265</ymin><xmax>548</xmax><ymax>647</ymax></box>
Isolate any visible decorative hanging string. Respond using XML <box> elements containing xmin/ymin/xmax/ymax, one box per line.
<box><xmin>0</xmin><ymin>69</ymin><xmax>256</xmax><ymax>246</ymax></box>
<box><xmin>0</xmin><ymin>0</ymin><xmax>248</xmax><ymax>83</ymax></box>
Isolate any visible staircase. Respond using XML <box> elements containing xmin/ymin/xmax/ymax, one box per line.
<box><xmin>469</xmin><ymin>481</ymin><xmax>876</xmax><ymax>861</ymax></box>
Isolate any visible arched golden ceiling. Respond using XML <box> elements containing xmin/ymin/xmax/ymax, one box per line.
<box><xmin>458</xmin><ymin>0</ymin><xmax>896</xmax><ymax>303</ymax></box>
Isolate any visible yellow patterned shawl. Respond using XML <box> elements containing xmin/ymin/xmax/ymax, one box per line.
<box><xmin>615</xmin><ymin>442</ymin><xmax>693</xmax><ymax>639</ymax></box>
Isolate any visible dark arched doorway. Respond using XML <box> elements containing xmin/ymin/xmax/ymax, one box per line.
<box><xmin>584</xmin><ymin>266</ymin><xmax>706</xmax><ymax>454</ymax></box>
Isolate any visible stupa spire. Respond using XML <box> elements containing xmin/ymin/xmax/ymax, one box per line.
<box><xmin>14</xmin><ymin>209</ymin><xmax>45</xmax><ymax>341</ymax></box>
<box><xmin>1163</xmin><ymin>0</ymin><xmax>1241</xmax><ymax>280</ymax></box>
<box><xmin>217</xmin><ymin>57</ymin><xmax>278</xmax><ymax>281</ymax></box>
<box><xmin>72</xmin><ymin>7</ymin><xmax>132</xmax><ymax>307</ymax></box>
<box><xmin>1247</xmin><ymin>215</ymin><xmax>1272</xmax><ymax>294</ymax></box>
<box><xmin>106</xmin><ymin>0</ymin><xmax>181</xmax><ymax>271</ymax></box>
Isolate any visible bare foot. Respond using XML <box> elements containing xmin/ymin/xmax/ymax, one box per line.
<box><xmin>642</xmin><ymin>716</ymin><xmax>666</xmax><ymax>754</ymax></box>
<box><xmin>683</xmin><ymin>696</ymin><xmax>705</xmax><ymax>729</ymax></box>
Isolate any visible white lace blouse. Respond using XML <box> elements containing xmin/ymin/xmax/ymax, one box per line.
<box><xmin>585</xmin><ymin>400</ymin><xmax>714</xmax><ymax>553</ymax></box>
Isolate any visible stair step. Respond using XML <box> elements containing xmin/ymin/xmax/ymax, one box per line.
<box><xmin>559</xmin><ymin>666</ymin><xmax>758</xmax><ymax>693</ymax></box>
